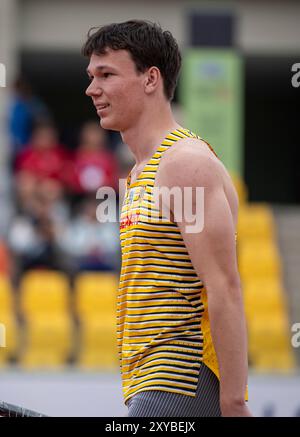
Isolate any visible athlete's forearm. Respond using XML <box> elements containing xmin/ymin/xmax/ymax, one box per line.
<box><xmin>207</xmin><ymin>285</ymin><xmax>249</xmax><ymax>409</ymax></box>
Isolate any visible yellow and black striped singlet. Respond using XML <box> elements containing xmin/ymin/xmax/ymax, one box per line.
<box><xmin>117</xmin><ymin>128</ymin><xmax>220</xmax><ymax>404</ymax></box>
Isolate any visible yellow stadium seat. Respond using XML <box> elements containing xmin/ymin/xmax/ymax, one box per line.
<box><xmin>77</xmin><ymin>316</ymin><xmax>119</xmax><ymax>370</ymax></box>
<box><xmin>24</xmin><ymin>315</ymin><xmax>73</xmax><ymax>354</ymax></box>
<box><xmin>20</xmin><ymin>270</ymin><xmax>70</xmax><ymax>317</ymax></box>
<box><xmin>0</xmin><ymin>318</ymin><xmax>8</xmax><ymax>365</ymax></box>
<box><xmin>0</xmin><ymin>314</ymin><xmax>19</xmax><ymax>357</ymax></box>
<box><xmin>75</xmin><ymin>272</ymin><xmax>118</xmax><ymax>320</ymax></box>
<box><xmin>77</xmin><ymin>349</ymin><xmax>119</xmax><ymax>370</ymax></box>
<box><xmin>0</xmin><ymin>275</ymin><xmax>15</xmax><ymax>313</ymax></box>
<box><xmin>237</xmin><ymin>203</ymin><xmax>275</xmax><ymax>240</ymax></box>
<box><xmin>0</xmin><ymin>348</ymin><xmax>9</xmax><ymax>366</ymax></box>
<box><xmin>238</xmin><ymin>240</ymin><xmax>281</xmax><ymax>279</ymax></box>
<box><xmin>0</xmin><ymin>276</ymin><xmax>19</xmax><ymax>359</ymax></box>
<box><xmin>253</xmin><ymin>350</ymin><xmax>296</xmax><ymax>373</ymax></box>
<box><xmin>20</xmin><ymin>349</ymin><xmax>68</xmax><ymax>369</ymax></box>
<box><xmin>20</xmin><ymin>314</ymin><xmax>74</xmax><ymax>368</ymax></box>
<box><xmin>79</xmin><ymin>315</ymin><xmax>117</xmax><ymax>346</ymax></box>
<box><xmin>243</xmin><ymin>278</ymin><xmax>287</xmax><ymax>318</ymax></box>
<box><xmin>248</xmin><ymin>313</ymin><xmax>292</xmax><ymax>358</ymax></box>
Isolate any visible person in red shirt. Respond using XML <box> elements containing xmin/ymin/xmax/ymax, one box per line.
<box><xmin>69</xmin><ymin>121</ymin><xmax>118</xmax><ymax>195</ymax></box>
<box><xmin>14</xmin><ymin>122</ymin><xmax>71</xmax><ymax>212</ymax></box>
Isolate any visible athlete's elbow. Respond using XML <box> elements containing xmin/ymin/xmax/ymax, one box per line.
<box><xmin>206</xmin><ymin>274</ymin><xmax>243</xmax><ymax>303</ymax></box>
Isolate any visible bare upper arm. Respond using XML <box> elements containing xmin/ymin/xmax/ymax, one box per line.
<box><xmin>155</xmin><ymin>139</ymin><xmax>240</xmax><ymax>293</ymax></box>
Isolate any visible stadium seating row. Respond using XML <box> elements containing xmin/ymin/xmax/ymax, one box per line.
<box><xmin>237</xmin><ymin>201</ymin><xmax>296</xmax><ymax>372</ymax></box>
<box><xmin>0</xmin><ymin>271</ymin><xmax>119</xmax><ymax>370</ymax></box>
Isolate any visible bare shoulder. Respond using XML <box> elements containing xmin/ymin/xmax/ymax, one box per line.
<box><xmin>156</xmin><ymin>137</ymin><xmax>239</xmax><ymax>223</ymax></box>
<box><xmin>157</xmin><ymin>137</ymin><xmax>223</xmax><ymax>188</ymax></box>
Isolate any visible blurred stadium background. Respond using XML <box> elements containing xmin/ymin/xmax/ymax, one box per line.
<box><xmin>0</xmin><ymin>0</ymin><xmax>300</xmax><ymax>417</ymax></box>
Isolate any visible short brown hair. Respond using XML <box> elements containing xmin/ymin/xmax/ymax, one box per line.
<box><xmin>82</xmin><ymin>20</ymin><xmax>181</xmax><ymax>101</ymax></box>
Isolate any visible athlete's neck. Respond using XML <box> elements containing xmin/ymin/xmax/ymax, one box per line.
<box><xmin>120</xmin><ymin>103</ymin><xmax>181</xmax><ymax>167</ymax></box>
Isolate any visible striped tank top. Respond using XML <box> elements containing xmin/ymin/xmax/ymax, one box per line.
<box><xmin>117</xmin><ymin>127</ymin><xmax>220</xmax><ymax>404</ymax></box>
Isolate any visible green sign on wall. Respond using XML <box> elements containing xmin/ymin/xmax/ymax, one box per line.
<box><xmin>180</xmin><ymin>49</ymin><xmax>243</xmax><ymax>177</ymax></box>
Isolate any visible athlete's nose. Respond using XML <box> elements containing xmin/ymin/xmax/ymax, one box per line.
<box><xmin>86</xmin><ymin>80</ymin><xmax>102</xmax><ymax>97</ymax></box>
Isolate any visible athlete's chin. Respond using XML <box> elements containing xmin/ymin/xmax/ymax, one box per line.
<box><xmin>100</xmin><ymin>117</ymin><xmax>121</xmax><ymax>132</ymax></box>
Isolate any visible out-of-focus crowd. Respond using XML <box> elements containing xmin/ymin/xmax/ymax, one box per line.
<box><xmin>1</xmin><ymin>78</ymin><xmax>135</xmax><ymax>286</ymax></box>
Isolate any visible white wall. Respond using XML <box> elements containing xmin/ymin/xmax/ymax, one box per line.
<box><xmin>19</xmin><ymin>0</ymin><xmax>185</xmax><ymax>51</ymax></box>
<box><xmin>0</xmin><ymin>0</ymin><xmax>19</xmax><ymax>159</ymax></box>
<box><xmin>0</xmin><ymin>0</ymin><xmax>18</xmax><ymax>235</ymax></box>
<box><xmin>18</xmin><ymin>0</ymin><xmax>300</xmax><ymax>53</ymax></box>
<box><xmin>238</xmin><ymin>0</ymin><xmax>300</xmax><ymax>53</ymax></box>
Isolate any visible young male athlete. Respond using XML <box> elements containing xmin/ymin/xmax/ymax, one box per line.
<box><xmin>83</xmin><ymin>20</ymin><xmax>252</xmax><ymax>417</ymax></box>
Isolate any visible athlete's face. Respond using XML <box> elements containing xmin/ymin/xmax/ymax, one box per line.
<box><xmin>86</xmin><ymin>49</ymin><xmax>146</xmax><ymax>131</ymax></box>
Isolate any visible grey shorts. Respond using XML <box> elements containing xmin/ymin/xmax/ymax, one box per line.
<box><xmin>126</xmin><ymin>363</ymin><xmax>221</xmax><ymax>417</ymax></box>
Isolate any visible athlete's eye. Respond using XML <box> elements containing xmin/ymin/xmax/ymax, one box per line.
<box><xmin>103</xmin><ymin>72</ymin><xmax>113</xmax><ymax>78</ymax></box>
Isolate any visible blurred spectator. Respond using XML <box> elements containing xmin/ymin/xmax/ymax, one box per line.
<box><xmin>8</xmin><ymin>194</ymin><xmax>73</xmax><ymax>283</ymax></box>
<box><xmin>14</xmin><ymin>122</ymin><xmax>72</xmax><ymax>214</ymax></box>
<box><xmin>8</xmin><ymin>77</ymin><xmax>50</xmax><ymax>163</ymax></box>
<box><xmin>59</xmin><ymin>196</ymin><xmax>120</xmax><ymax>272</ymax></box>
<box><xmin>68</xmin><ymin>121</ymin><xmax>119</xmax><ymax>196</ymax></box>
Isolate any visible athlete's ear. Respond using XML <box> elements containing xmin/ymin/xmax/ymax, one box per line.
<box><xmin>144</xmin><ymin>66</ymin><xmax>161</xmax><ymax>95</ymax></box>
